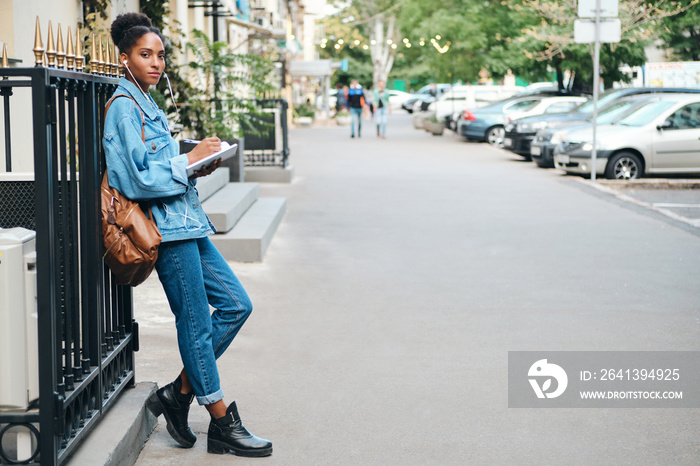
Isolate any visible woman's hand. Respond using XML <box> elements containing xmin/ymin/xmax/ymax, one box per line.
<box><xmin>187</xmin><ymin>137</ymin><xmax>221</xmax><ymax>179</ymax></box>
<box><xmin>192</xmin><ymin>158</ymin><xmax>222</xmax><ymax>179</ymax></box>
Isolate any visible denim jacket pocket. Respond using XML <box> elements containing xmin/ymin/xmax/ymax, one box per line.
<box><xmin>146</xmin><ymin>136</ymin><xmax>170</xmax><ymax>155</ymax></box>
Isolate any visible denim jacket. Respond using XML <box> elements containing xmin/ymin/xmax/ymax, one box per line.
<box><xmin>102</xmin><ymin>78</ymin><xmax>214</xmax><ymax>242</ymax></box>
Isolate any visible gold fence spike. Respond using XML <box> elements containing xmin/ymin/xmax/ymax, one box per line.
<box><xmin>33</xmin><ymin>16</ymin><xmax>45</xmax><ymax>66</ymax></box>
<box><xmin>56</xmin><ymin>24</ymin><xmax>65</xmax><ymax>68</ymax></box>
<box><xmin>2</xmin><ymin>43</ymin><xmax>9</xmax><ymax>68</ymax></box>
<box><xmin>75</xmin><ymin>29</ymin><xmax>84</xmax><ymax>71</ymax></box>
<box><xmin>90</xmin><ymin>33</ymin><xmax>98</xmax><ymax>74</ymax></box>
<box><xmin>105</xmin><ymin>40</ymin><xmax>112</xmax><ymax>76</ymax></box>
<box><xmin>66</xmin><ymin>26</ymin><xmax>75</xmax><ymax>70</ymax></box>
<box><xmin>97</xmin><ymin>35</ymin><xmax>105</xmax><ymax>75</ymax></box>
<box><xmin>46</xmin><ymin>21</ymin><xmax>56</xmax><ymax>67</ymax></box>
<box><xmin>111</xmin><ymin>42</ymin><xmax>118</xmax><ymax>77</ymax></box>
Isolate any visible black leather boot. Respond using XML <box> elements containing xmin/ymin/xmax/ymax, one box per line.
<box><xmin>146</xmin><ymin>376</ymin><xmax>196</xmax><ymax>448</ymax></box>
<box><xmin>207</xmin><ymin>401</ymin><xmax>272</xmax><ymax>457</ymax></box>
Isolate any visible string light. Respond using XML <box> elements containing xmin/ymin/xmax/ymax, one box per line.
<box><xmin>318</xmin><ymin>34</ymin><xmax>450</xmax><ymax>53</ymax></box>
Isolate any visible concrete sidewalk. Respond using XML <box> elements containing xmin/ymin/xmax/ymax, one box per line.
<box><xmin>132</xmin><ymin>113</ymin><xmax>700</xmax><ymax>465</ymax></box>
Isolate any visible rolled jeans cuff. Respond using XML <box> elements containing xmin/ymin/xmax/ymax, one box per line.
<box><xmin>196</xmin><ymin>388</ymin><xmax>224</xmax><ymax>406</ymax></box>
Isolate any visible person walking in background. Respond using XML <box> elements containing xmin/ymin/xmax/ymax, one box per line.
<box><xmin>104</xmin><ymin>12</ymin><xmax>272</xmax><ymax>458</ymax></box>
<box><xmin>373</xmin><ymin>80</ymin><xmax>391</xmax><ymax>138</ymax></box>
<box><xmin>347</xmin><ymin>80</ymin><xmax>366</xmax><ymax>138</ymax></box>
<box><xmin>365</xmin><ymin>87</ymin><xmax>375</xmax><ymax>119</ymax></box>
<box><xmin>335</xmin><ymin>83</ymin><xmax>347</xmax><ymax>113</ymax></box>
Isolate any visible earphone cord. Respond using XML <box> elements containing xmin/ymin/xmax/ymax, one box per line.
<box><xmin>163</xmin><ymin>201</ymin><xmax>203</xmax><ymax>231</ymax></box>
<box><xmin>163</xmin><ymin>71</ymin><xmax>180</xmax><ymax>121</ymax></box>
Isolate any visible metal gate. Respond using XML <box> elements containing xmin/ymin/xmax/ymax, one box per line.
<box><xmin>0</xmin><ymin>30</ymin><xmax>137</xmax><ymax>465</ymax></box>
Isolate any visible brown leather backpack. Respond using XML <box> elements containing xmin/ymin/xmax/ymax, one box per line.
<box><xmin>101</xmin><ymin>94</ymin><xmax>162</xmax><ymax>286</ymax></box>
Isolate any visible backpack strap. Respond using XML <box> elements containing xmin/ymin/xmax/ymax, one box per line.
<box><xmin>103</xmin><ymin>93</ymin><xmax>151</xmax><ymax>217</ymax></box>
<box><xmin>105</xmin><ymin>94</ymin><xmax>145</xmax><ymax>143</ymax></box>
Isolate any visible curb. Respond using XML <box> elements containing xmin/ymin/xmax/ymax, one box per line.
<box><xmin>594</xmin><ymin>179</ymin><xmax>700</xmax><ymax>190</ymax></box>
<box><xmin>66</xmin><ymin>382</ymin><xmax>158</xmax><ymax>466</ymax></box>
<box><xmin>576</xmin><ymin>178</ymin><xmax>700</xmax><ymax>229</ymax></box>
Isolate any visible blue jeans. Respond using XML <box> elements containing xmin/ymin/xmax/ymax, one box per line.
<box><xmin>375</xmin><ymin>107</ymin><xmax>387</xmax><ymax>135</ymax></box>
<box><xmin>155</xmin><ymin>237</ymin><xmax>253</xmax><ymax>405</ymax></box>
<box><xmin>350</xmin><ymin>107</ymin><xmax>363</xmax><ymax>136</ymax></box>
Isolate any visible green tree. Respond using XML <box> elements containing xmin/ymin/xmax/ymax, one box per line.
<box><xmin>186</xmin><ymin>30</ymin><xmax>276</xmax><ymax>139</ymax></box>
<box><xmin>519</xmin><ymin>0</ymin><xmax>698</xmax><ymax>89</ymax></box>
<box><xmin>320</xmin><ymin>1</ymin><xmax>400</xmax><ymax>86</ymax></box>
<box><xmin>657</xmin><ymin>0</ymin><xmax>700</xmax><ymax>61</ymax></box>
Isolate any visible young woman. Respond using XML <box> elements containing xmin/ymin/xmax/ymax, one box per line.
<box><xmin>104</xmin><ymin>13</ymin><xmax>272</xmax><ymax>457</ymax></box>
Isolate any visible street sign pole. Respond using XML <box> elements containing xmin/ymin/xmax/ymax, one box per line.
<box><xmin>575</xmin><ymin>0</ymin><xmax>620</xmax><ymax>182</ymax></box>
<box><xmin>591</xmin><ymin>0</ymin><xmax>601</xmax><ymax>182</ymax></box>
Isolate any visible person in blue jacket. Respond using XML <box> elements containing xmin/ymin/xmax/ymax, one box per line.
<box><xmin>346</xmin><ymin>79</ymin><xmax>366</xmax><ymax>138</ymax></box>
<box><xmin>104</xmin><ymin>12</ymin><xmax>272</xmax><ymax>457</ymax></box>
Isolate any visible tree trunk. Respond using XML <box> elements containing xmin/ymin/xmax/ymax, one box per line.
<box><xmin>369</xmin><ymin>13</ymin><xmax>397</xmax><ymax>86</ymax></box>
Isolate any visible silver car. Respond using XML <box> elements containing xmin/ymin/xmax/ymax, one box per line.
<box><xmin>553</xmin><ymin>94</ymin><xmax>700</xmax><ymax>179</ymax></box>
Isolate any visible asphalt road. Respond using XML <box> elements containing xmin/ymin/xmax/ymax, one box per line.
<box><xmin>133</xmin><ymin>112</ymin><xmax>700</xmax><ymax>465</ymax></box>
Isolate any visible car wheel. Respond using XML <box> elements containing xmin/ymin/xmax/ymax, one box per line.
<box><xmin>605</xmin><ymin>152</ymin><xmax>643</xmax><ymax>180</ymax></box>
<box><xmin>486</xmin><ymin>126</ymin><xmax>505</xmax><ymax>148</ymax></box>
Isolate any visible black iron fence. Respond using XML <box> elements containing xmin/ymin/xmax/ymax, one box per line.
<box><xmin>0</xmin><ymin>66</ymin><xmax>137</xmax><ymax>465</ymax></box>
<box><xmin>241</xmin><ymin>98</ymin><xmax>290</xmax><ymax>168</ymax></box>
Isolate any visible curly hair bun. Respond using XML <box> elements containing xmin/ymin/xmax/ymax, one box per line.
<box><xmin>110</xmin><ymin>13</ymin><xmax>153</xmax><ymax>45</ymax></box>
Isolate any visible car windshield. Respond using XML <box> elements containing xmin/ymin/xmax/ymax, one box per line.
<box><xmin>576</xmin><ymin>89</ymin><xmax>630</xmax><ymax>114</ymax></box>
<box><xmin>587</xmin><ymin>100</ymin><xmax>640</xmax><ymax>124</ymax></box>
<box><xmin>616</xmin><ymin>101</ymin><xmax>676</xmax><ymax>126</ymax></box>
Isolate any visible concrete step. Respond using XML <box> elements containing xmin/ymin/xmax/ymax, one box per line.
<box><xmin>194</xmin><ymin>167</ymin><xmax>229</xmax><ymax>202</ymax></box>
<box><xmin>244</xmin><ymin>165</ymin><xmax>295</xmax><ymax>183</ymax></box>
<box><xmin>210</xmin><ymin>197</ymin><xmax>286</xmax><ymax>262</ymax></box>
<box><xmin>66</xmin><ymin>382</ymin><xmax>157</xmax><ymax>466</ymax></box>
<box><xmin>201</xmin><ymin>182</ymin><xmax>259</xmax><ymax>233</ymax></box>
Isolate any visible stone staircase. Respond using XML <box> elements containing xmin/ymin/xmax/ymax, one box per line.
<box><xmin>196</xmin><ymin>168</ymin><xmax>286</xmax><ymax>262</ymax></box>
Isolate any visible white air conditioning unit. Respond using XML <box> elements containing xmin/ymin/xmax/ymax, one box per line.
<box><xmin>0</xmin><ymin>227</ymin><xmax>38</xmax><ymax>410</ymax></box>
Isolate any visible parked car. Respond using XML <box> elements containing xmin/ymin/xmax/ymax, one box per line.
<box><xmin>388</xmin><ymin>89</ymin><xmax>412</xmax><ymax>108</ymax></box>
<box><xmin>459</xmin><ymin>94</ymin><xmax>588</xmax><ymax>147</ymax></box>
<box><xmin>503</xmin><ymin>87</ymin><xmax>700</xmax><ymax>158</ymax></box>
<box><xmin>426</xmin><ymin>85</ymin><xmax>523</xmax><ymax>122</ymax></box>
<box><xmin>530</xmin><ymin>94</ymin><xmax>661</xmax><ymax>168</ymax></box>
<box><xmin>553</xmin><ymin>94</ymin><xmax>700</xmax><ymax>179</ymax></box>
<box><xmin>401</xmin><ymin>83</ymin><xmax>451</xmax><ymax>113</ymax></box>
<box><xmin>524</xmin><ymin>82</ymin><xmax>558</xmax><ymax>93</ymax></box>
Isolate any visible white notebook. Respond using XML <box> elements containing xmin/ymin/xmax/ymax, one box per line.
<box><xmin>186</xmin><ymin>141</ymin><xmax>238</xmax><ymax>177</ymax></box>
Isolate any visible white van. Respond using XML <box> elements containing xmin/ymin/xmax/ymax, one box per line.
<box><xmin>427</xmin><ymin>85</ymin><xmax>524</xmax><ymax>121</ymax></box>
